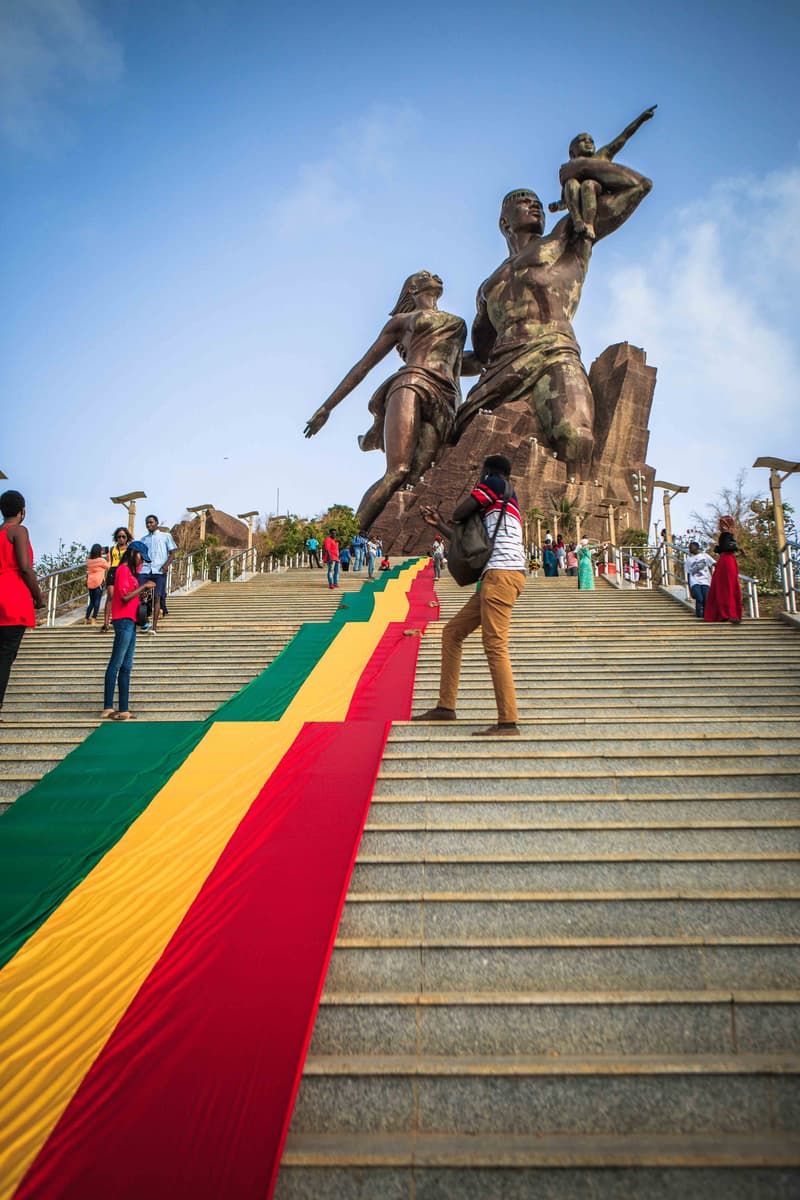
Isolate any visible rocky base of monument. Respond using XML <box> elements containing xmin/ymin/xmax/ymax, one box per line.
<box><xmin>378</xmin><ymin>342</ymin><xmax>657</xmax><ymax>554</ymax></box>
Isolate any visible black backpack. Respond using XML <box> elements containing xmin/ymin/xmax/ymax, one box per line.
<box><xmin>447</xmin><ymin>482</ymin><xmax>510</xmax><ymax>586</ymax></box>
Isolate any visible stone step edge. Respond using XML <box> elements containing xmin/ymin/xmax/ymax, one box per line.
<box><xmin>343</xmin><ymin>891</ymin><xmax>800</xmax><ymax>903</ymax></box>
<box><xmin>299</xmin><ymin>1052</ymin><xmax>800</xmax><ymax>1077</ymax></box>
<box><xmin>368</xmin><ymin>792</ymin><xmax>800</xmax><ymax>803</ymax></box>
<box><xmin>334</xmin><ymin>934</ymin><xmax>800</xmax><ymax>949</ymax></box>
<box><xmin>318</xmin><ymin>989</ymin><xmax>800</xmax><ymax>1006</ymax></box>
<box><xmin>392</xmin><ymin>716</ymin><xmax>800</xmax><ymax>728</ymax></box>
<box><xmin>381</xmin><ymin>749</ymin><xmax>800</xmax><ymax>761</ymax></box>
<box><xmin>357</xmin><ymin>854</ymin><xmax>800</xmax><ymax>865</ymax></box>
<box><xmin>377</xmin><ymin>768</ymin><xmax>800</xmax><ymax>779</ymax></box>
<box><xmin>388</xmin><ymin>734</ymin><xmax>800</xmax><ymax>746</ymax></box>
<box><xmin>365</xmin><ymin>821</ymin><xmax>800</xmax><ymax>832</ymax></box>
<box><xmin>279</xmin><ymin>1129</ymin><xmax>800</xmax><ymax>1168</ymax></box>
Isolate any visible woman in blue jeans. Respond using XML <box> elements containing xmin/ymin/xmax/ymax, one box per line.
<box><xmin>101</xmin><ymin>542</ymin><xmax>155</xmax><ymax>720</ymax></box>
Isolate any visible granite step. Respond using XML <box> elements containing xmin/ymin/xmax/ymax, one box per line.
<box><xmin>336</xmin><ymin>895</ymin><xmax>800</xmax><ymax>941</ymax></box>
<box><xmin>309</xmin><ymin>990</ymin><xmax>800</xmax><ymax>1057</ymax></box>
<box><xmin>357</xmin><ymin>827</ymin><xmax>800</xmax><ymax>857</ymax></box>
<box><xmin>324</xmin><ymin>938</ymin><xmax>800</xmax><ymax>994</ymax></box>
<box><xmin>275</xmin><ymin>1131</ymin><xmax>800</xmax><ymax>1200</ymax></box>
<box><xmin>349</xmin><ymin>857</ymin><xmax>800</xmax><ymax>895</ymax></box>
<box><xmin>288</xmin><ymin>1053</ymin><xmax>800</xmax><ymax>1137</ymax></box>
<box><xmin>365</xmin><ymin>797</ymin><xmax>800</xmax><ymax>825</ymax></box>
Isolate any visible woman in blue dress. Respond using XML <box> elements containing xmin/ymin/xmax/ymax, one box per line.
<box><xmin>543</xmin><ymin>545</ymin><xmax>559</xmax><ymax>576</ymax></box>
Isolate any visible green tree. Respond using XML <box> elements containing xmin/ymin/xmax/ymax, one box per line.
<box><xmin>623</xmin><ymin>528</ymin><xmax>650</xmax><ymax>549</ymax></box>
<box><xmin>319</xmin><ymin>504</ymin><xmax>360</xmax><ymax>546</ymax></box>
<box><xmin>191</xmin><ymin>534</ymin><xmax>229</xmax><ymax>577</ymax></box>
<box><xmin>548</xmin><ymin>494</ymin><xmax>586</xmax><ymax>539</ymax></box>
<box><xmin>36</xmin><ymin>539</ymin><xmax>89</xmax><ymax>577</ymax></box>
<box><xmin>35</xmin><ymin>540</ymin><xmax>90</xmax><ymax>607</ymax></box>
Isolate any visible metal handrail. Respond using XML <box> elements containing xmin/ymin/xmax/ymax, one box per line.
<box><xmin>215</xmin><ymin>547</ymin><xmax>258</xmax><ymax>583</ymax></box>
<box><xmin>36</xmin><ymin>562</ymin><xmax>90</xmax><ymax>628</ymax></box>
<box><xmin>779</xmin><ymin>539</ymin><xmax>799</xmax><ymax>614</ymax></box>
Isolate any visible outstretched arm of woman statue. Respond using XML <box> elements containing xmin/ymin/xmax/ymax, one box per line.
<box><xmin>304</xmin><ymin>317</ymin><xmax>405</xmax><ymax>438</ymax></box>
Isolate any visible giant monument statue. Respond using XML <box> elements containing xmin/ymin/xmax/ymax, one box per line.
<box><xmin>305</xmin><ymin>108</ymin><xmax>658</xmax><ymax>546</ymax></box>
<box><xmin>456</xmin><ymin>107</ymin><xmax>655</xmax><ymax>475</ymax></box>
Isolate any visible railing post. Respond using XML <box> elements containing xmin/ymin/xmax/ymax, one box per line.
<box><xmin>46</xmin><ymin>573</ymin><xmax>57</xmax><ymax>628</ymax></box>
<box><xmin>781</xmin><ymin>549</ymin><xmax>797</xmax><ymax>614</ymax></box>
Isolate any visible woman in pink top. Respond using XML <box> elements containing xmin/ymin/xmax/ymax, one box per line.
<box><xmin>0</xmin><ymin>490</ymin><xmax>45</xmax><ymax>720</ymax></box>
<box><xmin>102</xmin><ymin>541</ymin><xmax>155</xmax><ymax>720</ymax></box>
<box><xmin>565</xmin><ymin>544</ymin><xmax>579</xmax><ymax>577</ymax></box>
<box><xmin>84</xmin><ymin>543</ymin><xmax>110</xmax><ymax>625</ymax></box>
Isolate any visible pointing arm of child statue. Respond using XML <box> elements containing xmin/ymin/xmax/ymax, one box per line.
<box><xmin>548</xmin><ymin>105</ymin><xmax>656</xmax><ymax>242</ymax></box>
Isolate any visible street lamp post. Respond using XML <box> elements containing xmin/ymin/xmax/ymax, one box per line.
<box><xmin>653</xmin><ymin>480</ymin><xmax>689</xmax><ymax>586</ymax></box>
<box><xmin>187</xmin><ymin>504</ymin><xmax>214</xmax><ymax>543</ymax></box>
<box><xmin>238</xmin><ymin>510</ymin><xmax>259</xmax><ymax>571</ymax></box>
<box><xmin>110</xmin><ymin>490</ymin><xmax>147</xmax><ymax>537</ymax></box>
<box><xmin>753</xmin><ymin>456</ymin><xmax>800</xmax><ymax>613</ymax></box>
<box><xmin>631</xmin><ymin>470</ymin><xmax>648</xmax><ymax>529</ymax></box>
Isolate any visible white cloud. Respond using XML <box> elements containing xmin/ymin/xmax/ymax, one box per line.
<box><xmin>273</xmin><ymin>105</ymin><xmax>419</xmax><ymax>236</ymax></box>
<box><xmin>0</xmin><ymin>0</ymin><xmax>123</xmax><ymax>150</ymax></box>
<box><xmin>585</xmin><ymin>165</ymin><xmax>800</xmax><ymax>524</ymax></box>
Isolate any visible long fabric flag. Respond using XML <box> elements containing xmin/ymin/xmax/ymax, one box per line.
<box><xmin>0</xmin><ymin>561</ymin><xmax>438</xmax><ymax>1199</ymax></box>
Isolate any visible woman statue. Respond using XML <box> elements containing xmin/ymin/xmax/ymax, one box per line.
<box><xmin>304</xmin><ymin>271</ymin><xmax>473</xmax><ymax>530</ymax></box>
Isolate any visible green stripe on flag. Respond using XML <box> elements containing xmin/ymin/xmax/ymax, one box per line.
<box><xmin>0</xmin><ymin>722</ymin><xmax>205</xmax><ymax>970</ymax></box>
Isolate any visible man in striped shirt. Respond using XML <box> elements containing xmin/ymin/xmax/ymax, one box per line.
<box><xmin>415</xmin><ymin>454</ymin><xmax>526</xmax><ymax>736</ymax></box>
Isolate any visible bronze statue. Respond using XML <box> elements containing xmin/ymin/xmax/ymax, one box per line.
<box><xmin>455</xmin><ymin>121</ymin><xmax>654</xmax><ymax>477</ymax></box>
<box><xmin>305</xmin><ymin>271</ymin><xmax>471</xmax><ymax>530</ymax></box>
<box><xmin>549</xmin><ymin>106</ymin><xmax>656</xmax><ymax>241</ymax></box>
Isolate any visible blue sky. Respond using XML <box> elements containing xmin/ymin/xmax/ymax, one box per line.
<box><xmin>3</xmin><ymin>0</ymin><xmax>799</xmax><ymax>558</ymax></box>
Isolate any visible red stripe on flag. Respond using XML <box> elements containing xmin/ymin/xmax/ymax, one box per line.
<box><xmin>13</xmin><ymin>720</ymin><xmax>389</xmax><ymax>1200</ymax></box>
<box><xmin>346</xmin><ymin>566</ymin><xmax>439</xmax><ymax>721</ymax></box>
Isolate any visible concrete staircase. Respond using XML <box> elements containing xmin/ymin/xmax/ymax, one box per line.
<box><xmin>278</xmin><ymin>576</ymin><xmax>800</xmax><ymax>1198</ymax></box>
<box><xmin>0</xmin><ymin>570</ymin><xmax>362</xmax><ymax>811</ymax></box>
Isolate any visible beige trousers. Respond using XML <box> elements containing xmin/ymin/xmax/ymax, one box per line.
<box><xmin>438</xmin><ymin>569</ymin><xmax>525</xmax><ymax>723</ymax></box>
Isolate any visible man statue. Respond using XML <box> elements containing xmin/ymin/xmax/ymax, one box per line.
<box><xmin>456</xmin><ymin>150</ymin><xmax>653</xmax><ymax>477</ymax></box>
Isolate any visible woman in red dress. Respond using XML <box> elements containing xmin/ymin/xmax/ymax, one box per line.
<box><xmin>704</xmin><ymin>516</ymin><xmax>743</xmax><ymax>624</ymax></box>
<box><xmin>0</xmin><ymin>490</ymin><xmax>45</xmax><ymax>719</ymax></box>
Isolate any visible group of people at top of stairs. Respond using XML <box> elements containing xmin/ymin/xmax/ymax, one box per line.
<box><xmin>684</xmin><ymin>518</ymin><xmax>743</xmax><ymax>623</ymax></box>
<box><xmin>411</xmin><ymin>460</ymin><xmax>750</xmax><ymax>737</ymax></box>
<box><xmin>84</xmin><ymin>518</ymin><xmax>176</xmax><ymax>635</ymax></box>
<box><xmin>533</xmin><ymin>532</ymin><xmax>602</xmax><ymax>589</ymax></box>
<box><xmin>306</xmin><ymin>531</ymin><xmax>390</xmax><ymax>589</ymax></box>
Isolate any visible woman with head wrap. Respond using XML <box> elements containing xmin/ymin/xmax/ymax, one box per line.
<box><xmin>704</xmin><ymin>516</ymin><xmax>742</xmax><ymax>624</ymax></box>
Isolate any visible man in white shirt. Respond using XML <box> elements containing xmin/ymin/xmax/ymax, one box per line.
<box><xmin>414</xmin><ymin>454</ymin><xmax>526</xmax><ymax>736</ymax></box>
<box><xmin>684</xmin><ymin>540</ymin><xmax>715</xmax><ymax>619</ymax></box>
<box><xmin>140</xmin><ymin>514</ymin><xmax>177</xmax><ymax>633</ymax></box>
